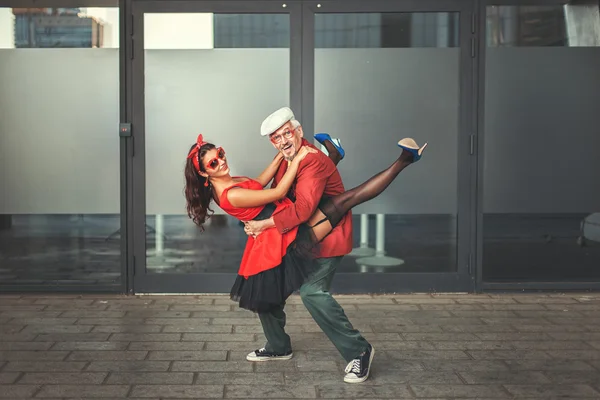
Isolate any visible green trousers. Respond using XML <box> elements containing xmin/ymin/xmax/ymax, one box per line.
<box><xmin>258</xmin><ymin>256</ymin><xmax>370</xmax><ymax>362</ymax></box>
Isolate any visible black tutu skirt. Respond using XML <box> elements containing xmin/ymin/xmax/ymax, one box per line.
<box><xmin>230</xmin><ymin>203</ymin><xmax>318</xmax><ymax>313</ymax></box>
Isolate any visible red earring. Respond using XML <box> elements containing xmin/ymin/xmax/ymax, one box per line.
<box><xmin>204</xmin><ymin>180</ymin><xmax>209</xmax><ymax>187</ymax></box>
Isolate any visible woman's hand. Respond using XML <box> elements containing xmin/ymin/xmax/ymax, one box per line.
<box><xmin>293</xmin><ymin>146</ymin><xmax>317</xmax><ymax>163</ymax></box>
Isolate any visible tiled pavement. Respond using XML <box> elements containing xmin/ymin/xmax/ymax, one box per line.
<box><xmin>1</xmin><ymin>293</ymin><xmax>600</xmax><ymax>399</ymax></box>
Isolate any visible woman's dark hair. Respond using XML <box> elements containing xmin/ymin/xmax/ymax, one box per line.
<box><xmin>184</xmin><ymin>142</ymin><xmax>217</xmax><ymax>230</ymax></box>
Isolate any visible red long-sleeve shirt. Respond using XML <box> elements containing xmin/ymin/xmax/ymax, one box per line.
<box><xmin>271</xmin><ymin>139</ymin><xmax>353</xmax><ymax>258</ymax></box>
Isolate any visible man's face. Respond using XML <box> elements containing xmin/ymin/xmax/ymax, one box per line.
<box><xmin>269</xmin><ymin>121</ymin><xmax>303</xmax><ymax>161</ymax></box>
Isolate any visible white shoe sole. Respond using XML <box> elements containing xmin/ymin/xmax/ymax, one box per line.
<box><xmin>246</xmin><ymin>352</ymin><xmax>293</xmax><ymax>362</ymax></box>
<box><xmin>343</xmin><ymin>346</ymin><xmax>375</xmax><ymax>383</ymax></box>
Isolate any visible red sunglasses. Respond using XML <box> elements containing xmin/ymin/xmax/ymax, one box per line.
<box><xmin>205</xmin><ymin>147</ymin><xmax>226</xmax><ymax>170</ymax></box>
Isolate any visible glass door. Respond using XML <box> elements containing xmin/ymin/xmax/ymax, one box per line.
<box><xmin>302</xmin><ymin>0</ymin><xmax>477</xmax><ymax>292</ymax></box>
<box><xmin>130</xmin><ymin>1</ymin><xmax>301</xmax><ymax>292</ymax></box>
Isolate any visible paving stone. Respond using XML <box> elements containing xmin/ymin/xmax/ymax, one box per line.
<box><xmin>547</xmin><ymin>318</ymin><xmax>600</xmax><ymax>325</ymax></box>
<box><xmin>196</xmin><ymin>372</ymin><xmax>284</xmax><ymax>385</ymax></box>
<box><xmin>206</xmin><ymin>342</ymin><xmax>262</xmax><ymax>351</ymax></box>
<box><xmin>182</xmin><ymin>333</ymin><xmax>255</xmax><ymax>342</ymax></box>
<box><xmin>511</xmin><ymin>341</ymin><xmax>593</xmax><ymax>350</ymax></box>
<box><xmin>34</xmin><ymin>299</ymin><xmax>95</xmax><ymax>306</ymax></box>
<box><xmin>225</xmin><ymin>384</ymin><xmax>316</xmax><ymax>398</ymax></box>
<box><xmin>67</xmin><ymin>350</ymin><xmax>149</xmax><ymax>361</ymax></box>
<box><xmin>163</xmin><ymin>325</ymin><xmax>233</xmax><ymax>333</ymax></box>
<box><xmin>148</xmin><ymin>351</ymin><xmax>227</xmax><ymax>361</ymax></box>
<box><xmin>1</xmin><ymin>293</ymin><xmax>599</xmax><ymax>398</ymax></box>
<box><xmin>0</xmin><ymin>341</ymin><xmax>53</xmax><ymax>350</ymax></box>
<box><xmin>411</xmin><ymin>317</ymin><xmax>485</xmax><ymax>326</ymax></box>
<box><xmin>51</xmin><ymin>341</ymin><xmax>129</xmax><ymax>351</ymax></box>
<box><xmin>421</xmin><ymin>360</ymin><xmax>511</xmax><ymax>372</ymax></box>
<box><xmin>0</xmin><ymin>311</ymin><xmax>62</xmax><ymax>318</ymax></box>
<box><xmin>371</xmin><ymin>324</ymin><xmax>443</xmax><ymax>333</ymax></box>
<box><xmin>19</xmin><ymin>372</ymin><xmax>107</xmax><ymax>384</ymax></box>
<box><xmin>129</xmin><ymin>341</ymin><xmax>206</xmax><ymax>351</ymax></box>
<box><xmin>317</xmin><ymin>384</ymin><xmax>411</xmax><ymax>398</ymax></box>
<box><xmin>403</xmin><ymin>332</ymin><xmax>479</xmax><ymax>341</ymax></box>
<box><xmin>85</xmin><ymin>361</ymin><xmax>170</xmax><ymax>371</ymax></box>
<box><xmin>169</xmin><ymin>305</ymin><xmax>232</xmax><ymax>311</ymax></box>
<box><xmin>76</xmin><ymin>318</ymin><xmax>146</xmax><ymax>325</ymax></box>
<box><xmin>59</xmin><ymin>310</ymin><xmax>126</xmax><ymax>318</ymax></box>
<box><xmin>35</xmin><ymin>333</ymin><xmax>111</xmax><ymax>342</ymax></box>
<box><xmin>9</xmin><ymin>317</ymin><xmax>77</xmax><ymax>325</ymax></box>
<box><xmin>130</xmin><ymin>384</ymin><xmax>224</xmax><ymax>398</ymax></box>
<box><xmin>479</xmin><ymin>304</ymin><xmax>547</xmax><ymax>311</ymax></box>
<box><xmin>0</xmin><ymin>325</ymin><xmax>25</xmax><ymax>334</ymax></box>
<box><xmin>92</xmin><ymin>325</ymin><xmax>163</xmax><ymax>333</ymax></box>
<box><xmin>504</xmin><ymin>384</ymin><xmax>600</xmax><ymax>397</ymax></box>
<box><xmin>514</xmin><ymin>324</ymin><xmax>589</xmax><ymax>332</ymax></box>
<box><xmin>0</xmin><ymin>333</ymin><xmax>38</xmax><ymax>342</ymax></box>
<box><xmin>456</xmin><ymin>298</ymin><xmax>517</xmax><ymax>304</ymax></box>
<box><xmin>441</xmin><ymin>324</ymin><xmax>516</xmax><ymax>333</ymax></box>
<box><xmin>549</xmin><ymin>332</ymin><xmax>600</xmax><ymax>340</ymax></box>
<box><xmin>125</xmin><ymin>310</ymin><xmax>193</xmax><ymax>318</ymax></box>
<box><xmin>588</xmin><ymin>341</ymin><xmax>600</xmax><ymax>350</ymax></box>
<box><xmin>432</xmin><ymin>341</ymin><xmax>514</xmax><ymax>350</ymax></box>
<box><xmin>504</xmin><ymin>360</ymin><xmax>597</xmax><ymax>371</ymax></box>
<box><xmin>0</xmin><ymin>350</ymin><xmax>69</xmax><ymax>361</ymax></box>
<box><xmin>0</xmin><ymin>372</ymin><xmax>20</xmax><ymax>384</ymax></box>
<box><xmin>542</xmin><ymin>370</ymin><xmax>600</xmax><ymax>384</ymax></box>
<box><xmin>107</xmin><ymin>372</ymin><xmax>194</xmax><ymax>384</ymax></box>
<box><xmin>459</xmin><ymin>371</ymin><xmax>551</xmax><ymax>384</ymax></box>
<box><xmin>449</xmin><ymin>310</ymin><xmax>519</xmax><ymax>318</ymax></box>
<box><xmin>544</xmin><ymin>350</ymin><xmax>600</xmax><ymax>359</ymax></box>
<box><xmin>35</xmin><ymin>384</ymin><xmax>130</xmax><ymax>398</ymax></box>
<box><xmin>475</xmin><ymin>332</ymin><xmax>554</xmax><ymax>341</ymax></box>
<box><xmin>211</xmin><ymin>318</ymin><xmax>270</xmax><ymax>325</ymax></box>
<box><xmin>144</xmin><ymin>318</ymin><xmax>211</xmax><ymax>325</ymax></box>
<box><xmin>379</xmin><ymin>350</ymin><xmax>470</xmax><ymax>360</ymax></box>
<box><xmin>410</xmin><ymin>384</ymin><xmax>510</xmax><ymax>398</ymax></box>
<box><xmin>172</xmin><ymin>361</ymin><xmax>253</xmax><ymax>372</ymax></box>
<box><xmin>0</xmin><ymin>384</ymin><xmax>40</xmax><ymax>397</ymax></box>
<box><xmin>22</xmin><ymin>324</ymin><xmax>93</xmax><ymax>334</ymax></box>
<box><xmin>353</xmin><ymin>304</ymin><xmax>420</xmax><ymax>311</ymax></box>
<box><xmin>3</xmin><ymin>361</ymin><xmax>87</xmax><ymax>371</ymax></box>
<box><xmin>369</xmin><ymin>341</ymin><xmax>435</xmax><ymax>350</ymax></box>
<box><xmin>467</xmin><ymin>350</ymin><xmax>553</xmax><ymax>360</ymax></box>
<box><xmin>110</xmin><ymin>333</ymin><xmax>182</xmax><ymax>341</ymax></box>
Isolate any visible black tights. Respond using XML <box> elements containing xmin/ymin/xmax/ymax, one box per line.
<box><xmin>304</xmin><ymin>144</ymin><xmax>413</xmax><ymax>246</ymax></box>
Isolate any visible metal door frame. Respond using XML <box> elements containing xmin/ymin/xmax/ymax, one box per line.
<box><xmin>300</xmin><ymin>0</ymin><xmax>478</xmax><ymax>293</ymax></box>
<box><xmin>127</xmin><ymin>0</ymin><xmax>303</xmax><ymax>293</ymax></box>
<box><xmin>126</xmin><ymin>0</ymin><xmax>477</xmax><ymax>294</ymax></box>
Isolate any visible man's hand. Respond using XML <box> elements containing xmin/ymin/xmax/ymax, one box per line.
<box><xmin>244</xmin><ymin>218</ymin><xmax>274</xmax><ymax>237</ymax></box>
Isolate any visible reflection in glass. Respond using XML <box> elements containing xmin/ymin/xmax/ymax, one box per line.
<box><xmin>315</xmin><ymin>12</ymin><xmax>460</xmax><ymax>273</ymax></box>
<box><xmin>483</xmin><ymin>4</ymin><xmax>600</xmax><ymax>281</ymax></box>
<box><xmin>0</xmin><ymin>7</ymin><xmax>120</xmax><ymax>286</ymax></box>
<box><xmin>143</xmin><ymin>13</ymin><xmax>290</xmax><ymax>273</ymax></box>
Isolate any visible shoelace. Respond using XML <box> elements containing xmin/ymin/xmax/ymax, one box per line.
<box><xmin>345</xmin><ymin>358</ymin><xmax>361</xmax><ymax>374</ymax></box>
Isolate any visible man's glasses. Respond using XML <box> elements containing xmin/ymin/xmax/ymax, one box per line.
<box><xmin>205</xmin><ymin>147</ymin><xmax>225</xmax><ymax>170</ymax></box>
<box><xmin>269</xmin><ymin>128</ymin><xmax>296</xmax><ymax>144</ymax></box>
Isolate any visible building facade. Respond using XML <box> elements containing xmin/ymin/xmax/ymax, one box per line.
<box><xmin>0</xmin><ymin>0</ymin><xmax>599</xmax><ymax>294</ymax></box>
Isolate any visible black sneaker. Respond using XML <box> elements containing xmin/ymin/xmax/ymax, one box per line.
<box><xmin>246</xmin><ymin>347</ymin><xmax>293</xmax><ymax>362</ymax></box>
<box><xmin>343</xmin><ymin>345</ymin><xmax>375</xmax><ymax>383</ymax></box>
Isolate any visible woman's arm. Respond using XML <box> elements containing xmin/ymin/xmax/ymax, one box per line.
<box><xmin>254</xmin><ymin>152</ymin><xmax>284</xmax><ymax>187</ymax></box>
<box><xmin>227</xmin><ymin>147</ymin><xmax>316</xmax><ymax>208</ymax></box>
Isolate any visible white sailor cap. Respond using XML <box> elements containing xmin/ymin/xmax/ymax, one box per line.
<box><xmin>260</xmin><ymin>107</ymin><xmax>295</xmax><ymax>137</ymax></box>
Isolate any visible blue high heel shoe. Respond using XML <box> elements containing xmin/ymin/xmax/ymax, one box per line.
<box><xmin>314</xmin><ymin>133</ymin><xmax>345</xmax><ymax>160</ymax></box>
<box><xmin>397</xmin><ymin>138</ymin><xmax>428</xmax><ymax>162</ymax></box>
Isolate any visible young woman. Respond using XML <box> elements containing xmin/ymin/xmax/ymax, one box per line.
<box><xmin>184</xmin><ymin>134</ymin><xmax>427</xmax><ymax>313</ymax></box>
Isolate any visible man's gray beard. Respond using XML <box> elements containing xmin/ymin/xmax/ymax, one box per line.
<box><xmin>282</xmin><ymin>151</ymin><xmax>296</xmax><ymax>162</ymax></box>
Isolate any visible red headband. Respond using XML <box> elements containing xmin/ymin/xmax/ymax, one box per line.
<box><xmin>187</xmin><ymin>134</ymin><xmax>208</xmax><ymax>172</ymax></box>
